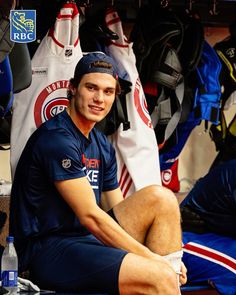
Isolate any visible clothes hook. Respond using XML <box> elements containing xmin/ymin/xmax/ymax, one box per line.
<box><xmin>79</xmin><ymin>0</ymin><xmax>91</xmax><ymax>8</ymax></box>
<box><xmin>185</xmin><ymin>0</ymin><xmax>200</xmax><ymax>18</ymax></box>
<box><xmin>209</xmin><ymin>0</ymin><xmax>219</xmax><ymax>16</ymax></box>
<box><xmin>185</xmin><ymin>0</ymin><xmax>195</xmax><ymax>14</ymax></box>
<box><xmin>160</xmin><ymin>0</ymin><xmax>170</xmax><ymax>8</ymax></box>
<box><xmin>83</xmin><ymin>0</ymin><xmax>90</xmax><ymax>7</ymax></box>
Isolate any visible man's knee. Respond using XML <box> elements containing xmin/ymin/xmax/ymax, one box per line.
<box><xmin>143</xmin><ymin>185</ymin><xmax>180</xmax><ymax>214</ymax></box>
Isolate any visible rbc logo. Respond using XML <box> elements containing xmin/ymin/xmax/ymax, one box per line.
<box><xmin>10</xmin><ymin>10</ymin><xmax>36</xmax><ymax>43</ymax></box>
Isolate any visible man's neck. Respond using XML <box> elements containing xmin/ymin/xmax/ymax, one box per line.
<box><xmin>66</xmin><ymin>107</ymin><xmax>94</xmax><ymax>138</ymax></box>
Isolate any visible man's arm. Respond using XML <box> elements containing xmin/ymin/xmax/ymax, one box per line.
<box><xmin>55</xmin><ymin>177</ymin><xmax>163</xmax><ymax>262</ymax></box>
<box><xmin>100</xmin><ymin>188</ymin><xmax>124</xmax><ymax>211</ymax></box>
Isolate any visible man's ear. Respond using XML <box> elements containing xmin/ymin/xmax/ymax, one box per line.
<box><xmin>68</xmin><ymin>82</ymin><xmax>76</xmax><ymax>95</ymax></box>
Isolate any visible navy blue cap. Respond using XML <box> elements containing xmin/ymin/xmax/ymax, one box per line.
<box><xmin>74</xmin><ymin>52</ymin><xmax>119</xmax><ymax>80</ymax></box>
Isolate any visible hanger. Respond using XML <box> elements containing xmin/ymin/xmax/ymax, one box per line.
<box><xmin>76</xmin><ymin>0</ymin><xmax>92</xmax><ymax>8</ymax></box>
<box><xmin>186</xmin><ymin>0</ymin><xmax>194</xmax><ymax>14</ymax></box>
<box><xmin>110</xmin><ymin>0</ymin><xmax>115</xmax><ymax>6</ymax></box>
<box><xmin>209</xmin><ymin>0</ymin><xmax>219</xmax><ymax>16</ymax></box>
<box><xmin>160</xmin><ymin>0</ymin><xmax>170</xmax><ymax>9</ymax></box>
<box><xmin>185</xmin><ymin>0</ymin><xmax>200</xmax><ymax>19</ymax></box>
<box><xmin>138</xmin><ymin>0</ymin><xmax>142</xmax><ymax>8</ymax></box>
<box><xmin>65</xmin><ymin>0</ymin><xmax>76</xmax><ymax>4</ymax></box>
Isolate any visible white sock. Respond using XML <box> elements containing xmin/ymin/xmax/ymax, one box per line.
<box><xmin>163</xmin><ymin>250</ymin><xmax>183</xmax><ymax>294</ymax></box>
<box><xmin>163</xmin><ymin>250</ymin><xmax>183</xmax><ymax>274</ymax></box>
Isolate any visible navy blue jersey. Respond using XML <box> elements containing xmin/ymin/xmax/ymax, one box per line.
<box><xmin>181</xmin><ymin>159</ymin><xmax>236</xmax><ymax>237</ymax></box>
<box><xmin>9</xmin><ymin>110</ymin><xmax>119</xmax><ymax>269</ymax></box>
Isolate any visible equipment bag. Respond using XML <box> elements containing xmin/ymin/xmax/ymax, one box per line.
<box><xmin>194</xmin><ymin>40</ymin><xmax>222</xmax><ymax>125</ymax></box>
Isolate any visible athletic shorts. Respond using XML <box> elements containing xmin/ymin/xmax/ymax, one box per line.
<box><xmin>182</xmin><ymin>232</ymin><xmax>236</xmax><ymax>295</ymax></box>
<box><xmin>29</xmin><ymin>209</ymin><xmax>128</xmax><ymax>294</ymax></box>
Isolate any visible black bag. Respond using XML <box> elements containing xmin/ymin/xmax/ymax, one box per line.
<box><xmin>181</xmin><ymin>205</ymin><xmax>208</xmax><ymax>234</ymax></box>
<box><xmin>95</xmin><ymin>78</ymin><xmax>131</xmax><ymax>136</ymax></box>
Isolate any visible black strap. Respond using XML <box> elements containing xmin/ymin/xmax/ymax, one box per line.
<box><xmin>0</xmin><ymin>146</ymin><xmax>9</xmax><ymax>150</ymax></box>
<box><xmin>115</xmin><ymin>96</ymin><xmax>130</xmax><ymax>131</ymax></box>
<box><xmin>0</xmin><ymin>116</ymin><xmax>11</xmax><ymax>150</ymax></box>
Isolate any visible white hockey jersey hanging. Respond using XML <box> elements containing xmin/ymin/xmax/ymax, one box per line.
<box><xmin>10</xmin><ymin>2</ymin><xmax>83</xmax><ymax>177</ymax></box>
<box><xmin>104</xmin><ymin>8</ymin><xmax>162</xmax><ymax>197</ymax></box>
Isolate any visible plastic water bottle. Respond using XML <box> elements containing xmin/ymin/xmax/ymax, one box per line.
<box><xmin>1</xmin><ymin>236</ymin><xmax>18</xmax><ymax>294</ymax></box>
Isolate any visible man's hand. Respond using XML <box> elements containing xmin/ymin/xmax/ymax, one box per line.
<box><xmin>179</xmin><ymin>262</ymin><xmax>187</xmax><ymax>286</ymax></box>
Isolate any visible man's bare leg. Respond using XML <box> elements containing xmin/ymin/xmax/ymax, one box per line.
<box><xmin>113</xmin><ymin>185</ymin><xmax>182</xmax><ymax>255</ymax></box>
<box><xmin>112</xmin><ymin>185</ymin><xmax>183</xmax><ymax>294</ymax></box>
<box><xmin>118</xmin><ymin>253</ymin><xmax>180</xmax><ymax>295</ymax></box>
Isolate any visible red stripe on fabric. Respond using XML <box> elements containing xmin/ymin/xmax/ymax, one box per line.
<box><xmin>183</xmin><ymin>243</ymin><xmax>236</xmax><ymax>270</ymax></box>
<box><xmin>123</xmin><ymin>178</ymin><xmax>133</xmax><ymax>198</ymax></box>
<box><xmin>158</xmin><ymin>141</ymin><xmax>165</xmax><ymax>150</ymax></box>
<box><xmin>106</xmin><ymin>17</ymin><xmax>120</xmax><ymax>26</ymax></box>
<box><xmin>62</xmin><ymin>3</ymin><xmax>77</xmax><ymax>9</ymax></box>
<box><xmin>48</xmin><ymin>27</ymin><xmax>79</xmax><ymax>48</ymax></box>
<box><xmin>106</xmin><ymin>7</ymin><xmax>114</xmax><ymax>14</ymax></box>
<box><xmin>108</xmin><ymin>41</ymin><xmax>129</xmax><ymax>48</ymax></box>
<box><xmin>57</xmin><ymin>14</ymin><xmax>73</xmax><ymax>19</ymax></box>
<box><xmin>105</xmin><ymin>8</ymin><xmax>118</xmax><ymax>19</ymax></box>
<box><xmin>48</xmin><ymin>28</ymin><xmax>63</xmax><ymax>48</ymax></box>
<box><xmin>120</xmin><ymin>170</ymin><xmax>130</xmax><ymax>191</ymax></box>
<box><xmin>49</xmin><ymin>32</ymin><xmax>63</xmax><ymax>48</ymax></box>
<box><xmin>74</xmin><ymin>38</ymin><xmax>79</xmax><ymax>46</ymax></box>
<box><xmin>118</xmin><ymin>165</ymin><xmax>127</xmax><ymax>186</ymax></box>
<box><xmin>59</xmin><ymin>3</ymin><xmax>79</xmax><ymax>17</ymax></box>
<box><xmin>66</xmin><ymin>3</ymin><xmax>79</xmax><ymax>16</ymax></box>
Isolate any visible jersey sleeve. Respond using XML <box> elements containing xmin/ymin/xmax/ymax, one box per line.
<box><xmin>34</xmin><ymin>129</ymin><xmax>86</xmax><ymax>181</ymax></box>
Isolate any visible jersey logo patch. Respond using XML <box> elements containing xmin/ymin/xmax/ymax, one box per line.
<box><xmin>62</xmin><ymin>159</ymin><xmax>71</xmax><ymax>169</ymax></box>
<box><xmin>162</xmin><ymin>169</ymin><xmax>172</xmax><ymax>185</ymax></box>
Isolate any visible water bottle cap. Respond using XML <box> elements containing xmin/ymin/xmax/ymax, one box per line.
<box><xmin>6</xmin><ymin>236</ymin><xmax>14</xmax><ymax>243</ymax></box>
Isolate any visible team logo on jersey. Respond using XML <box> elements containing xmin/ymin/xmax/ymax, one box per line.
<box><xmin>34</xmin><ymin>80</ymin><xmax>69</xmax><ymax>127</ymax></box>
<box><xmin>134</xmin><ymin>78</ymin><xmax>153</xmax><ymax>128</ymax></box>
<box><xmin>10</xmin><ymin>10</ymin><xmax>36</xmax><ymax>43</ymax></box>
<box><xmin>43</xmin><ymin>98</ymin><xmax>68</xmax><ymax>122</ymax></box>
<box><xmin>65</xmin><ymin>48</ymin><xmax>73</xmax><ymax>57</ymax></box>
<box><xmin>161</xmin><ymin>169</ymin><xmax>172</xmax><ymax>185</ymax></box>
<box><xmin>62</xmin><ymin>159</ymin><xmax>71</xmax><ymax>169</ymax></box>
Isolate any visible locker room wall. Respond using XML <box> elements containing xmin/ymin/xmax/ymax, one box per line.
<box><xmin>0</xmin><ymin>150</ymin><xmax>10</xmax><ymax>182</ymax></box>
<box><xmin>0</xmin><ymin>25</ymin><xmax>235</xmax><ymax>189</ymax></box>
<box><xmin>178</xmin><ymin>106</ymin><xmax>236</xmax><ymax>192</ymax></box>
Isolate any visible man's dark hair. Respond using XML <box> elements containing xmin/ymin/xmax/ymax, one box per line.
<box><xmin>67</xmin><ymin>60</ymin><xmax>121</xmax><ymax>100</ymax></box>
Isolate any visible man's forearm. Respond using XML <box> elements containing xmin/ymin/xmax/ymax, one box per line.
<box><xmin>82</xmin><ymin>206</ymin><xmax>163</xmax><ymax>262</ymax></box>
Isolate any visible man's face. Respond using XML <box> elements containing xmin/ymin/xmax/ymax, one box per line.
<box><xmin>72</xmin><ymin>72</ymin><xmax>117</xmax><ymax>124</ymax></box>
